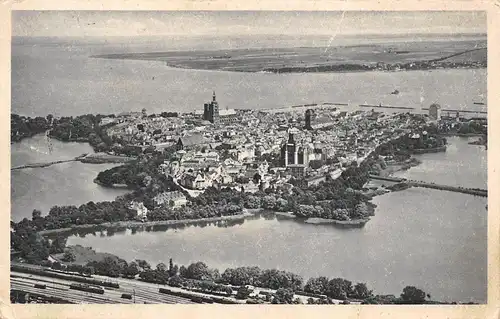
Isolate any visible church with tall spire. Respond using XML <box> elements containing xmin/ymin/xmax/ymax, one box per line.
<box><xmin>203</xmin><ymin>91</ymin><xmax>220</xmax><ymax>124</ymax></box>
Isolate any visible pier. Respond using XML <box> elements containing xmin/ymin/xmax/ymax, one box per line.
<box><xmin>262</xmin><ymin>101</ymin><xmax>486</xmax><ymax>116</ymax></box>
<box><xmin>359</xmin><ymin>104</ymin><xmax>415</xmax><ymax>110</ymax></box>
<box><xmin>369</xmin><ymin>175</ymin><xmax>487</xmax><ymax>197</ymax></box>
<box><xmin>421</xmin><ymin>108</ymin><xmax>487</xmax><ymax>115</ymax></box>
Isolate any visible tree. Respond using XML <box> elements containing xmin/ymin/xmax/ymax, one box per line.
<box><xmin>275</xmin><ymin>198</ymin><xmax>288</xmax><ymax>212</ymax></box>
<box><xmin>262</xmin><ymin>195</ymin><xmax>276</xmax><ymax>210</ymax></box>
<box><xmin>304</xmin><ymin>276</ymin><xmax>329</xmax><ymax>295</ymax></box>
<box><xmin>170</xmin><ymin>265</ymin><xmax>179</xmax><ymax>277</ymax></box>
<box><xmin>168</xmin><ymin>258</ymin><xmax>178</xmax><ymax>276</ymax></box>
<box><xmin>272</xmin><ymin>288</ymin><xmax>295</xmax><ymax>304</ymax></box>
<box><xmin>32</xmin><ymin>209</ymin><xmax>42</xmax><ymax>220</ymax></box>
<box><xmin>244</xmin><ymin>196</ymin><xmax>261</xmax><ymax>209</ymax></box>
<box><xmin>122</xmin><ymin>262</ymin><xmax>140</xmax><ymax>278</ymax></box>
<box><xmin>235</xmin><ymin>286</ymin><xmax>253</xmax><ymax>300</ymax></box>
<box><xmin>352</xmin><ymin>283</ymin><xmax>372</xmax><ymax>299</ymax></box>
<box><xmin>62</xmin><ymin>250</ymin><xmax>76</xmax><ymax>262</ymax></box>
<box><xmin>156</xmin><ymin>262</ymin><xmax>168</xmax><ymax>273</ymax></box>
<box><xmin>46</xmin><ymin>114</ymin><xmax>54</xmax><ymax>125</ymax></box>
<box><xmin>136</xmin><ymin>259</ymin><xmax>151</xmax><ymax>271</ymax></box>
<box><xmin>326</xmin><ymin>278</ymin><xmax>352</xmax><ymax>300</ymax></box>
<box><xmin>253</xmin><ymin>173</ymin><xmax>261</xmax><ymax>184</ymax></box>
<box><xmin>50</xmin><ymin>236</ymin><xmax>67</xmax><ymax>254</ymax></box>
<box><xmin>400</xmin><ymin>286</ymin><xmax>426</xmax><ymax>304</ymax></box>
<box><xmin>168</xmin><ymin>275</ymin><xmax>184</xmax><ymax>287</ymax></box>
<box><xmin>83</xmin><ymin>266</ymin><xmax>94</xmax><ymax>276</ymax></box>
<box><xmin>179</xmin><ymin>265</ymin><xmax>188</xmax><ymax>277</ymax></box>
<box><xmin>87</xmin><ymin>256</ymin><xmax>123</xmax><ymax>277</ymax></box>
<box><xmin>169</xmin><ymin>258</ymin><xmax>174</xmax><ymax>273</ymax></box>
<box><xmin>185</xmin><ymin>262</ymin><xmax>211</xmax><ymax>280</ymax></box>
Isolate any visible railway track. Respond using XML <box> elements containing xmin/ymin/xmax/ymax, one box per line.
<box><xmin>11</xmin><ymin>271</ymin><xmax>194</xmax><ymax>304</ymax></box>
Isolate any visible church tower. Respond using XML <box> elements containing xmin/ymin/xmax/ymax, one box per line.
<box><xmin>203</xmin><ymin>91</ymin><xmax>220</xmax><ymax>124</ymax></box>
<box><xmin>305</xmin><ymin>109</ymin><xmax>313</xmax><ymax>130</ymax></box>
<box><xmin>211</xmin><ymin>91</ymin><xmax>220</xmax><ymax>124</ymax></box>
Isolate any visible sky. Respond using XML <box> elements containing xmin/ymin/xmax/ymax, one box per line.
<box><xmin>12</xmin><ymin>11</ymin><xmax>486</xmax><ymax>37</ymax></box>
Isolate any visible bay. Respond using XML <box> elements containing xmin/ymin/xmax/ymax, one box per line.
<box><xmin>12</xmin><ymin>36</ymin><xmax>486</xmax><ymax>117</ymax></box>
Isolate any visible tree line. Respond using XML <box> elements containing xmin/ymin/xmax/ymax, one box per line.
<box><xmin>30</xmin><ymin>253</ymin><xmax>432</xmax><ymax>305</ymax></box>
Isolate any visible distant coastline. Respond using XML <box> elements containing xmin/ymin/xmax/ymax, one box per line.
<box><xmin>89</xmin><ymin>38</ymin><xmax>486</xmax><ymax>74</ymax></box>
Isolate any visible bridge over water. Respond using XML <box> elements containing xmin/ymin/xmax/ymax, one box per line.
<box><xmin>369</xmin><ymin>175</ymin><xmax>487</xmax><ymax>197</ymax></box>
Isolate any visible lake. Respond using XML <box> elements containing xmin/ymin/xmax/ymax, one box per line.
<box><xmin>393</xmin><ymin>136</ymin><xmax>487</xmax><ymax>189</ymax></box>
<box><xmin>11</xmin><ymin>135</ymin><xmax>129</xmax><ymax>222</ymax></box>
<box><xmin>66</xmin><ymin>138</ymin><xmax>487</xmax><ymax>303</ymax></box>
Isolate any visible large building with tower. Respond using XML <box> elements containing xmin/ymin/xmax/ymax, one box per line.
<box><xmin>280</xmin><ymin>130</ymin><xmax>312</xmax><ymax>177</ymax></box>
<box><xmin>203</xmin><ymin>92</ymin><xmax>239</xmax><ymax>125</ymax></box>
<box><xmin>304</xmin><ymin>109</ymin><xmax>336</xmax><ymax>130</ymax></box>
<box><xmin>203</xmin><ymin>91</ymin><xmax>220</xmax><ymax>124</ymax></box>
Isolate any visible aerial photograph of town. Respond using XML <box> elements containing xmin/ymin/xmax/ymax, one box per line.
<box><xmin>10</xmin><ymin>11</ymin><xmax>487</xmax><ymax>305</ymax></box>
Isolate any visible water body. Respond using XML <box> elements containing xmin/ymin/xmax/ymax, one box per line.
<box><xmin>393</xmin><ymin>136</ymin><xmax>487</xmax><ymax>189</ymax></box>
<box><xmin>67</xmin><ymin>139</ymin><xmax>487</xmax><ymax>303</ymax></box>
<box><xmin>11</xmin><ymin>135</ymin><xmax>129</xmax><ymax>222</ymax></box>
<box><xmin>12</xmin><ymin>36</ymin><xmax>486</xmax><ymax>117</ymax></box>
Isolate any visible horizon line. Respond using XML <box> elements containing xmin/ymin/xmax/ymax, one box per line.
<box><xmin>11</xmin><ymin>32</ymin><xmax>488</xmax><ymax>38</ymax></box>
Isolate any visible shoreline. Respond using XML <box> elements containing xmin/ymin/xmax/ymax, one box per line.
<box><xmin>304</xmin><ymin>217</ymin><xmax>370</xmax><ymax>227</ymax></box>
<box><xmin>377</xmin><ymin>158</ymin><xmax>422</xmax><ymax>178</ymax></box>
<box><xmin>411</xmin><ymin>145</ymin><xmax>447</xmax><ymax>154</ymax></box>
<box><xmin>92</xmin><ymin>178</ymin><xmax>133</xmax><ymax>189</ymax></box>
<box><xmin>78</xmin><ymin>152</ymin><xmax>136</xmax><ymax>164</ymax></box>
<box><xmin>440</xmin><ymin>133</ymin><xmax>485</xmax><ymax>137</ymax></box>
<box><xmin>37</xmin><ymin>211</ymin><xmax>257</xmax><ymax>236</ymax></box>
<box><xmin>93</xmin><ymin>55</ymin><xmax>485</xmax><ymax>74</ymax></box>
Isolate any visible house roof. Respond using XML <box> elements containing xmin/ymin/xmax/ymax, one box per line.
<box><xmin>154</xmin><ymin>191</ymin><xmax>186</xmax><ymax>201</ymax></box>
<box><xmin>178</xmin><ymin>134</ymin><xmax>207</xmax><ymax>146</ymax></box>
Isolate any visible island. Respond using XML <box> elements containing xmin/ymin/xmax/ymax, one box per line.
<box><xmin>89</xmin><ymin>39</ymin><xmax>486</xmax><ymax>74</ymax></box>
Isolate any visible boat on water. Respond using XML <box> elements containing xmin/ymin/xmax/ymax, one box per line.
<box><xmin>391</xmin><ymin>89</ymin><xmax>400</xmax><ymax>95</ymax></box>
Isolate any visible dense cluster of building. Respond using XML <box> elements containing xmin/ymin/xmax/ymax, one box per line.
<box><xmin>104</xmin><ymin>92</ymin><xmax>444</xmax><ymax>214</ymax></box>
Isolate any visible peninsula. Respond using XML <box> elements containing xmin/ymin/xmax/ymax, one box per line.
<box><xmin>90</xmin><ymin>38</ymin><xmax>486</xmax><ymax>73</ymax></box>
<box><xmin>10</xmin><ymin>95</ymin><xmax>487</xmax><ymax>305</ymax></box>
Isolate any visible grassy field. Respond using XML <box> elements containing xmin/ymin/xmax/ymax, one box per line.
<box><xmin>92</xmin><ymin>38</ymin><xmax>487</xmax><ymax>73</ymax></box>
<box><xmin>54</xmin><ymin>245</ymin><xmax>122</xmax><ymax>265</ymax></box>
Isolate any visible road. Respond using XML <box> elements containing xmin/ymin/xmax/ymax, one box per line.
<box><xmin>11</xmin><ymin>271</ymin><xmax>195</xmax><ymax>304</ymax></box>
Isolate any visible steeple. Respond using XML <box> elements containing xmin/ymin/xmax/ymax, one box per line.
<box><xmin>213</xmin><ymin>91</ymin><xmax>216</xmax><ymax>102</ymax></box>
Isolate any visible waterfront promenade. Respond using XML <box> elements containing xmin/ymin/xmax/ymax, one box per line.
<box><xmin>369</xmin><ymin>175</ymin><xmax>488</xmax><ymax>197</ymax></box>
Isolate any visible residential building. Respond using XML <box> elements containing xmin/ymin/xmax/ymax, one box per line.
<box><xmin>176</xmin><ymin>134</ymin><xmax>208</xmax><ymax>151</ymax></box>
<box><xmin>180</xmin><ymin>172</ymin><xmax>208</xmax><ymax>190</ymax></box>
<box><xmin>153</xmin><ymin>191</ymin><xmax>188</xmax><ymax>208</ymax></box>
<box><xmin>129</xmin><ymin>201</ymin><xmax>148</xmax><ymax>221</ymax></box>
